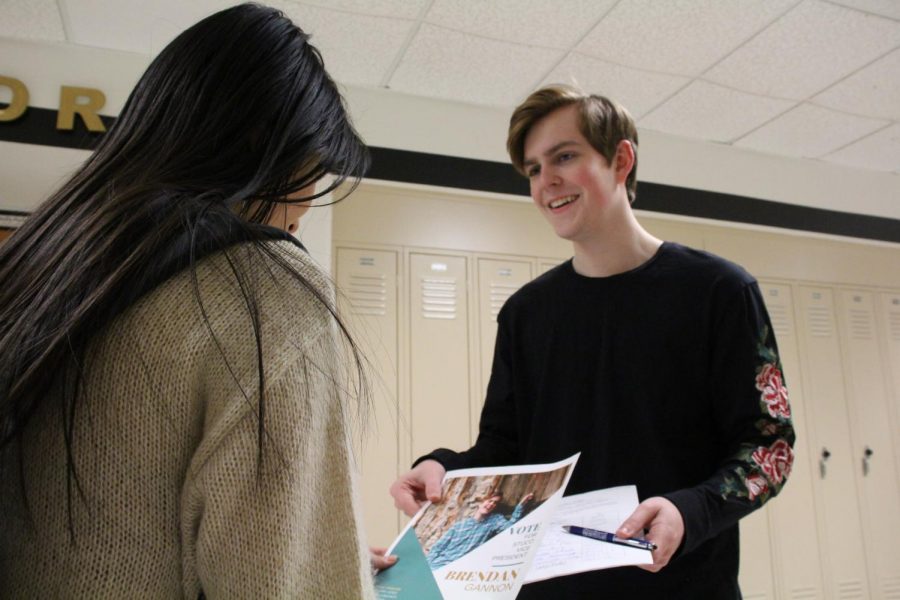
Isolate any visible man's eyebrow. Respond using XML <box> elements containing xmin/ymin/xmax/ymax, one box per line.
<box><xmin>522</xmin><ymin>140</ymin><xmax>579</xmax><ymax>166</ymax></box>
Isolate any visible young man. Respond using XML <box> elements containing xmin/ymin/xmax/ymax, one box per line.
<box><xmin>390</xmin><ymin>85</ymin><xmax>795</xmax><ymax>598</ymax></box>
<box><xmin>426</xmin><ymin>491</ymin><xmax>534</xmax><ymax>570</ymax></box>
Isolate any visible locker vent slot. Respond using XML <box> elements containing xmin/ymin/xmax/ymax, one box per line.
<box><xmin>889</xmin><ymin>309</ymin><xmax>900</xmax><ymax>341</ymax></box>
<box><xmin>883</xmin><ymin>575</ymin><xmax>900</xmax><ymax>599</ymax></box>
<box><xmin>847</xmin><ymin>308</ymin><xmax>873</xmax><ymax>340</ymax></box>
<box><xmin>346</xmin><ymin>274</ymin><xmax>387</xmax><ymax>316</ymax></box>
<box><xmin>489</xmin><ymin>282</ymin><xmax>519</xmax><ymax>319</ymax></box>
<box><xmin>837</xmin><ymin>579</ymin><xmax>864</xmax><ymax>599</ymax></box>
<box><xmin>790</xmin><ymin>586</ymin><xmax>817</xmax><ymax>599</ymax></box>
<box><xmin>768</xmin><ymin>303</ymin><xmax>792</xmax><ymax>338</ymax></box>
<box><xmin>421</xmin><ymin>277</ymin><xmax>458</xmax><ymax>320</ymax></box>
<box><xmin>806</xmin><ymin>305</ymin><xmax>834</xmax><ymax>337</ymax></box>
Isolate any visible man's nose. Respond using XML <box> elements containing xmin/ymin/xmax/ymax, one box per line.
<box><xmin>540</xmin><ymin>165</ymin><xmax>560</xmax><ymax>188</ymax></box>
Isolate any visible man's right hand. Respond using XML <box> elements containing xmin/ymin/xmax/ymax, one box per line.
<box><xmin>389</xmin><ymin>459</ymin><xmax>446</xmax><ymax>516</ymax></box>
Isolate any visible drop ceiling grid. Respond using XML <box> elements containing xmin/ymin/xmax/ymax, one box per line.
<box><xmin>422</xmin><ymin>0</ymin><xmax>616</xmax><ymax>49</ymax></box>
<box><xmin>541</xmin><ymin>53</ymin><xmax>690</xmax><ymax>118</ymax></box>
<box><xmin>59</xmin><ymin>0</ymin><xmax>235</xmax><ymax>54</ymax></box>
<box><xmin>826</xmin><ymin>0</ymin><xmax>900</xmax><ymax>20</ymax></box>
<box><xmin>277</xmin><ymin>1</ymin><xmax>416</xmax><ymax>87</ymax></box>
<box><xmin>387</xmin><ymin>23</ymin><xmax>566</xmax><ymax>106</ymax></box>
<box><xmin>638</xmin><ymin>80</ymin><xmax>797</xmax><ymax>142</ymax></box>
<box><xmin>0</xmin><ymin>0</ymin><xmax>66</xmax><ymax>42</ymax></box>
<box><xmin>812</xmin><ymin>47</ymin><xmax>900</xmax><ymax>120</ymax></box>
<box><xmin>824</xmin><ymin>122</ymin><xmax>900</xmax><ymax>172</ymax></box>
<box><xmin>703</xmin><ymin>0</ymin><xmax>900</xmax><ymax>100</ymax></box>
<box><xmin>575</xmin><ymin>0</ymin><xmax>799</xmax><ymax>76</ymax></box>
<box><xmin>735</xmin><ymin>103</ymin><xmax>890</xmax><ymax>157</ymax></box>
<box><xmin>291</xmin><ymin>0</ymin><xmax>428</xmax><ymax>20</ymax></box>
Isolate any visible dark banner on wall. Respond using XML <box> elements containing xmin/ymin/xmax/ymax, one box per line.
<box><xmin>1</xmin><ymin>105</ymin><xmax>898</xmax><ymax>243</ymax></box>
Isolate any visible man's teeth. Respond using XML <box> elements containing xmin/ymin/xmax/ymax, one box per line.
<box><xmin>549</xmin><ymin>195</ymin><xmax>576</xmax><ymax>209</ymax></box>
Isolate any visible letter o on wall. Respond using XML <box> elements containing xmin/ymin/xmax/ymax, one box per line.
<box><xmin>0</xmin><ymin>75</ymin><xmax>29</xmax><ymax>122</ymax></box>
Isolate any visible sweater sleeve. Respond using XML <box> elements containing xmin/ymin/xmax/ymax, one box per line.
<box><xmin>417</xmin><ymin>307</ymin><xmax>520</xmax><ymax>471</ymax></box>
<box><xmin>663</xmin><ymin>281</ymin><xmax>796</xmax><ymax>555</ymax></box>
<box><xmin>180</xmin><ymin>338</ymin><xmax>374</xmax><ymax>599</ymax></box>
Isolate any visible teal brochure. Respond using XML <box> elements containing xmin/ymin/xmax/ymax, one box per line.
<box><xmin>374</xmin><ymin>527</ymin><xmax>442</xmax><ymax>599</ymax></box>
<box><xmin>373</xmin><ymin>454</ymin><xmax>580</xmax><ymax>600</ymax></box>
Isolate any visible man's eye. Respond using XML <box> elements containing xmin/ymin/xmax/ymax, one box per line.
<box><xmin>526</xmin><ymin>167</ymin><xmax>540</xmax><ymax>178</ymax></box>
<box><xmin>557</xmin><ymin>153</ymin><xmax>574</xmax><ymax>162</ymax></box>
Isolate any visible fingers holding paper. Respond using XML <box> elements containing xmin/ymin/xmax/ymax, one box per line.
<box><xmin>369</xmin><ymin>546</ymin><xmax>398</xmax><ymax>571</ymax></box>
<box><xmin>616</xmin><ymin>496</ymin><xmax>684</xmax><ymax>572</ymax></box>
<box><xmin>389</xmin><ymin>459</ymin><xmax>446</xmax><ymax>516</ymax></box>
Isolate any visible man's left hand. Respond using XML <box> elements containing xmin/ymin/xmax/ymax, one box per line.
<box><xmin>616</xmin><ymin>496</ymin><xmax>684</xmax><ymax>572</ymax></box>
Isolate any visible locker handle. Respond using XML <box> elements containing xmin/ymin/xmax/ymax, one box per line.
<box><xmin>863</xmin><ymin>446</ymin><xmax>873</xmax><ymax>476</ymax></box>
<box><xmin>819</xmin><ymin>448</ymin><xmax>831</xmax><ymax>479</ymax></box>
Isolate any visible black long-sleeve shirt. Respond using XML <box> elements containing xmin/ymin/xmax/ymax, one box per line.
<box><xmin>420</xmin><ymin>242</ymin><xmax>795</xmax><ymax>599</ymax></box>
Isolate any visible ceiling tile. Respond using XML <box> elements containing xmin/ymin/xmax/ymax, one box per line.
<box><xmin>541</xmin><ymin>53</ymin><xmax>690</xmax><ymax>118</ymax></box>
<box><xmin>639</xmin><ymin>80</ymin><xmax>796</xmax><ymax>142</ymax></box>
<box><xmin>388</xmin><ymin>24</ymin><xmax>564</xmax><ymax>107</ymax></box>
<box><xmin>289</xmin><ymin>0</ymin><xmax>428</xmax><ymax>19</ymax></box>
<box><xmin>824</xmin><ymin>123</ymin><xmax>900</xmax><ymax>172</ymax></box>
<box><xmin>826</xmin><ymin>0</ymin><xmax>900</xmax><ymax>20</ymax></box>
<box><xmin>0</xmin><ymin>0</ymin><xmax>66</xmax><ymax>42</ymax></box>
<box><xmin>62</xmin><ymin>0</ymin><xmax>231</xmax><ymax>54</ymax></box>
<box><xmin>276</xmin><ymin>2</ymin><xmax>414</xmax><ymax>86</ymax></box>
<box><xmin>705</xmin><ymin>0</ymin><xmax>900</xmax><ymax>99</ymax></box>
<box><xmin>577</xmin><ymin>0</ymin><xmax>796</xmax><ymax>76</ymax></box>
<box><xmin>813</xmin><ymin>47</ymin><xmax>900</xmax><ymax>120</ymax></box>
<box><xmin>735</xmin><ymin>103</ymin><xmax>889</xmax><ymax>157</ymax></box>
<box><xmin>425</xmin><ymin>0</ymin><xmax>615</xmax><ymax>48</ymax></box>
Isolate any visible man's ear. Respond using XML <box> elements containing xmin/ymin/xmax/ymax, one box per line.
<box><xmin>614</xmin><ymin>140</ymin><xmax>635</xmax><ymax>183</ymax></box>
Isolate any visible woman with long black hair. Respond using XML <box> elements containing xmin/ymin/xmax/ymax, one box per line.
<box><xmin>0</xmin><ymin>4</ymin><xmax>380</xmax><ymax>597</ymax></box>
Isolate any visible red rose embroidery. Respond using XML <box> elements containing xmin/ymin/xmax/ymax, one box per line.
<box><xmin>756</xmin><ymin>363</ymin><xmax>791</xmax><ymax>419</ymax></box>
<box><xmin>752</xmin><ymin>439</ymin><xmax>794</xmax><ymax>485</ymax></box>
<box><xmin>744</xmin><ymin>473</ymin><xmax>769</xmax><ymax>501</ymax></box>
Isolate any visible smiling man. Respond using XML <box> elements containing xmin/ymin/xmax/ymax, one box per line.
<box><xmin>391</xmin><ymin>85</ymin><xmax>795</xmax><ymax>599</ymax></box>
<box><xmin>425</xmin><ymin>491</ymin><xmax>534</xmax><ymax>571</ymax></box>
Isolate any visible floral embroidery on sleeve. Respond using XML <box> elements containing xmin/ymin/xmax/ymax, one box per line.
<box><xmin>720</xmin><ymin>326</ymin><xmax>794</xmax><ymax>505</ymax></box>
<box><xmin>756</xmin><ymin>363</ymin><xmax>791</xmax><ymax>419</ymax></box>
<box><xmin>755</xmin><ymin>329</ymin><xmax>791</xmax><ymax>419</ymax></box>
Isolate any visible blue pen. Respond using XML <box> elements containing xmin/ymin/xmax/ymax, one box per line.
<box><xmin>562</xmin><ymin>525</ymin><xmax>657</xmax><ymax>551</ymax></box>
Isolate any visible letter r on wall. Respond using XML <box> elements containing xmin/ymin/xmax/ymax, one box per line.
<box><xmin>57</xmin><ymin>86</ymin><xmax>107</xmax><ymax>132</ymax></box>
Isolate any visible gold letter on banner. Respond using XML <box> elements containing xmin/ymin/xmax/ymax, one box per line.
<box><xmin>0</xmin><ymin>76</ymin><xmax>29</xmax><ymax>122</ymax></box>
<box><xmin>57</xmin><ymin>86</ymin><xmax>107</xmax><ymax>132</ymax></box>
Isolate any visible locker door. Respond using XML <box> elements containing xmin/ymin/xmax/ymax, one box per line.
<box><xmin>879</xmin><ymin>293</ymin><xmax>900</xmax><ymax>477</ymax></box>
<box><xmin>409</xmin><ymin>253</ymin><xmax>470</xmax><ymax>459</ymax></box>
<box><xmin>474</xmin><ymin>258</ymin><xmax>532</xmax><ymax>438</ymax></box>
<box><xmin>798</xmin><ymin>286</ymin><xmax>869</xmax><ymax>600</ymax></box>
<box><xmin>335</xmin><ymin>247</ymin><xmax>400</xmax><ymax>544</ymax></box>
<box><xmin>754</xmin><ymin>282</ymin><xmax>824</xmax><ymax>600</ymax></box>
<box><xmin>836</xmin><ymin>290</ymin><xmax>900</xmax><ymax>600</ymax></box>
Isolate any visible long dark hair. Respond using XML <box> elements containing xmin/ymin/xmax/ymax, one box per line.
<box><xmin>0</xmin><ymin>3</ymin><xmax>369</xmax><ymax>520</ymax></box>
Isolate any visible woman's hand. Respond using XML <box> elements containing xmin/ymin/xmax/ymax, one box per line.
<box><xmin>369</xmin><ymin>546</ymin><xmax>398</xmax><ymax>572</ymax></box>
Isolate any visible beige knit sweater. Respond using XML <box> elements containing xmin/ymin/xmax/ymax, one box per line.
<box><xmin>0</xmin><ymin>241</ymin><xmax>375</xmax><ymax>598</ymax></box>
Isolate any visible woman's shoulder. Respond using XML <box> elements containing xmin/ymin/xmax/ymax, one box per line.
<box><xmin>202</xmin><ymin>239</ymin><xmax>334</xmax><ymax>339</ymax></box>
<box><xmin>118</xmin><ymin>240</ymin><xmax>335</xmax><ymax>363</ymax></box>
